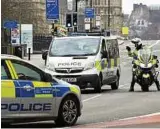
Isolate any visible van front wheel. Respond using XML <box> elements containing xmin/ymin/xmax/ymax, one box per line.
<box><xmin>94</xmin><ymin>76</ymin><xmax>102</xmax><ymax>93</ymax></box>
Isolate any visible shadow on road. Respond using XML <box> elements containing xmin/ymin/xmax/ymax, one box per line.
<box><xmin>81</xmin><ymin>88</ymin><xmax>112</xmax><ymax>94</ymax></box>
<box><xmin>2</xmin><ymin>122</ymin><xmax>56</xmax><ymax>128</ymax></box>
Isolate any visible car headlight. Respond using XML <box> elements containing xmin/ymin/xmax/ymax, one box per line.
<box><xmin>46</xmin><ymin>63</ymin><xmax>55</xmax><ymax>72</ymax></box>
<box><xmin>84</xmin><ymin>62</ymin><xmax>95</xmax><ymax>70</ymax></box>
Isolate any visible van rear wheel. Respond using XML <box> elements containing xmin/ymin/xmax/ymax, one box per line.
<box><xmin>111</xmin><ymin>75</ymin><xmax>119</xmax><ymax>90</ymax></box>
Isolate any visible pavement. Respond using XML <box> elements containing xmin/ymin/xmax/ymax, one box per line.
<box><xmin>5</xmin><ymin>40</ymin><xmax>160</xmax><ymax>128</ymax></box>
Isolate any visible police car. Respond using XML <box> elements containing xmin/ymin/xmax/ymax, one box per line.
<box><xmin>1</xmin><ymin>55</ymin><xmax>82</xmax><ymax>126</ymax></box>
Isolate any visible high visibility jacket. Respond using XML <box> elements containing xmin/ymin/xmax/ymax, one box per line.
<box><xmin>128</xmin><ymin>50</ymin><xmax>138</xmax><ymax>59</ymax></box>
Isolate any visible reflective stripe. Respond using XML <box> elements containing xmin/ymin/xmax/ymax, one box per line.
<box><xmin>5</xmin><ymin>61</ymin><xmax>15</xmax><ymax>79</ymax></box>
<box><xmin>152</xmin><ymin>59</ymin><xmax>157</xmax><ymax>65</ymax></box>
<box><xmin>8</xmin><ymin>60</ymin><xmax>18</xmax><ymax>79</ymax></box>
<box><xmin>111</xmin><ymin>59</ymin><xmax>114</xmax><ymax>68</ymax></box>
<box><xmin>33</xmin><ymin>81</ymin><xmax>53</xmax><ymax>98</ymax></box>
<box><xmin>2</xmin><ymin>79</ymin><xmax>74</xmax><ymax>98</ymax></box>
<box><xmin>70</xmin><ymin>86</ymin><xmax>80</xmax><ymax>94</ymax></box>
<box><xmin>95</xmin><ymin>61</ymin><xmax>102</xmax><ymax>71</ymax></box>
<box><xmin>35</xmin><ymin>94</ymin><xmax>53</xmax><ymax>98</ymax></box>
<box><xmin>1</xmin><ymin>81</ymin><xmax>16</xmax><ymax>98</ymax></box>
<box><xmin>33</xmin><ymin>82</ymin><xmax>51</xmax><ymax>88</ymax></box>
<box><xmin>114</xmin><ymin>58</ymin><xmax>117</xmax><ymax>67</ymax></box>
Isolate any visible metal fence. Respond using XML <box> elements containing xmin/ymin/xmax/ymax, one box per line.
<box><xmin>33</xmin><ymin>35</ymin><xmax>52</xmax><ymax>53</ymax></box>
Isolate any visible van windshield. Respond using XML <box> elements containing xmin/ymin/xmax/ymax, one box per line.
<box><xmin>49</xmin><ymin>38</ymin><xmax>100</xmax><ymax>57</ymax></box>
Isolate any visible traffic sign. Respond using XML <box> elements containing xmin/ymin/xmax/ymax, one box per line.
<box><xmin>96</xmin><ymin>16</ymin><xmax>101</xmax><ymax>21</ymax></box>
<box><xmin>3</xmin><ymin>20</ymin><xmax>18</xmax><ymax>29</ymax></box>
<box><xmin>84</xmin><ymin>18</ymin><xmax>90</xmax><ymax>23</ymax></box>
<box><xmin>85</xmin><ymin>8</ymin><xmax>95</xmax><ymax>18</ymax></box>
<box><xmin>46</xmin><ymin>0</ymin><xmax>59</xmax><ymax>20</ymax></box>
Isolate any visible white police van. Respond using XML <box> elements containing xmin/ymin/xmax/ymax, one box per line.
<box><xmin>44</xmin><ymin>36</ymin><xmax>121</xmax><ymax>93</ymax></box>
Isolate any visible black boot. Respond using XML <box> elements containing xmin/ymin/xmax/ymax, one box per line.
<box><xmin>155</xmin><ymin>80</ymin><xmax>160</xmax><ymax>91</ymax></box>
<box><xmin>129</xmin><ymin>80</ymin><xmax>135</xmax><ymax>92</ymax></box>
<box><xmin>129</xmin><ymin>75</ymin><xmax>135</xmax><ymax>92</ymax></box>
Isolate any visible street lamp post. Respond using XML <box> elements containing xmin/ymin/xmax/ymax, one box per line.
<box><xmin>108</xmin><ymin>0</ymin><xmax>111</xmax><ymax>29</ymax></box>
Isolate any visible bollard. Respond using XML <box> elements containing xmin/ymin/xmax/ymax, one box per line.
<box><xmin>28</xmin><ymin>48</ymin><xmax>31</xmax><ymax>60</ymax></box>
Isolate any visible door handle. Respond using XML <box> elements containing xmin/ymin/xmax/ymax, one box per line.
<box><xmin>23</xmin><ymin>85</ymin><xmax>34</xmax><ymax>91</ymax></box>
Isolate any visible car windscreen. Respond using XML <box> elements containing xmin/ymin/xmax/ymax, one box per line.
<box><xmin>49</xmin><ymin>38</ymin><xmax>100</xmax><ymax>57</ymax></box>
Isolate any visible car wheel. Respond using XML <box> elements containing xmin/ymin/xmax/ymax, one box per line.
<box><xmin>55</xmin><ymin>96</ymin><xmax>79</xmax><ymax>127</ymax></box>
<box><xmin>94</xmin><ymin>76</ymin><xmax>102</xmax><ymax>93</ymax></box>
<box><xmin>111</xmin><ymin>75</ymin><xmax>119</xmax><ymax>90</ymax></box>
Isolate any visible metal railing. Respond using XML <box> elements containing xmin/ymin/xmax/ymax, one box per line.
<box><xmin>33</xmin><ymin>35</ymin><xmax>52</xmax><ymax>53</ymax></box>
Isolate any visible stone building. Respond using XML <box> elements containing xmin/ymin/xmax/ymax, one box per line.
<box><xmin>128</xmin><ymin>3</ymin><xmax>160</xmax><ymax>39</ymax></box>
<box><xmin>85</xmin><ymin>0</ymin><xmax>123</xmax><ymax>33</ymax></box>
<box><xmin>2</xmin><ymin>0</ymin><xmax>50</xmax><ymax>34</ymax></box>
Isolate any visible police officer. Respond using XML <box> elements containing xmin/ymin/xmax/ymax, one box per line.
<box><xmin>126</xmin><ymin>38</ymin><xmax>160</xmax><ymax>91</ymax></box>
<box><xmin>126</xmin><ymin>38</ymin><xmax>142</xmax><ymax>91</ymax></box>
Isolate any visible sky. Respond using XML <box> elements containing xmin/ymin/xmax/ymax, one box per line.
<box><xmin>123</xmin><ymin>0</ymin><xmax>160</xmax><ymax>14</ymax></box>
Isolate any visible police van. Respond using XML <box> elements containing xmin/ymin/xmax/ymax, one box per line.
<box><xmin>44</xmin><ymin>36</ymin><xmax>121</xmax><ymax>93</ymax></box>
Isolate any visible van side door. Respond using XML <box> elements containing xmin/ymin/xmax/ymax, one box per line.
<box><xmin>106</xmin><ymin>39</ymin><xmax>120</xmax><ymax>78</ymax></box>
<box><xmin>100</xmin><ymin>39</ymin><xmax>109</xmax><ymax>82</ymax></box>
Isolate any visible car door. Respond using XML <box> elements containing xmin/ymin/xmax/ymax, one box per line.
<box><xmin>10</xmin><ymin>59</ymin><xmax>56</xmax><ymax>118</ymax></box>
<box><xmin>1</xmin><ymin>59</ymin><xmax>20</xmax><ymax>119</ymax></box>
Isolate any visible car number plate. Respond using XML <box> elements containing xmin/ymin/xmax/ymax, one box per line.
<box><xmin>61</xmin><ymin>78</ymin><xmax>77</xmax><ymax>82</ymax></box>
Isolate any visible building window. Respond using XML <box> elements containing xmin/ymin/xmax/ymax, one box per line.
<box><xmin>98</xmin><ymin>0</ymin><xmax>100</xmax><ymax>5</ymax></box>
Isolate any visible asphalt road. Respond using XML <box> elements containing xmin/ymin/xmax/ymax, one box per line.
<box><xmin>5</xmin><ymin>40</ymin><xmax>160</xmax><ymax>128</ymax></box>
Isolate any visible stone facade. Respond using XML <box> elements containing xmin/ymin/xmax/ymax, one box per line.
<box><xmin>2</xmin><ymin>0</ymin><xmax>50</xmax><ymax>34</ymax></box>
<box><xmin>128</xmin><ymin>3</ymin><xmax>160</xmax><ymax>40</ymax></box>
<box><xmin>90</xmin><ymin>0</ymin><xmax>123</xmax><ymax>33</ymax></box>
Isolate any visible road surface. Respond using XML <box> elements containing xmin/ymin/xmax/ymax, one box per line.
<box><xmin>4</xmin><ymin>40</ymin><xmax>160</xmax><ymax>128</ymax></box>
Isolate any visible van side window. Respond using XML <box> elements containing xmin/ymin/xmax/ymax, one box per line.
<box><xmin>101</xmin><ymin>39</ymin><xmax>108</xmax><ymax>59</ymax></box>
<box><xmin>106</xmin><ymin>39</ymin><xmax>119</xmax><ymax>59</ymax></box>
<box><xmin>106</xmin><ymin>40</ymin><xmax>113</xmax><ymax>58</ymax></box>
<box><xmin>112</xmin><ymin>39</ymin><xmax>119</xmax><ymax>58</ymax></box>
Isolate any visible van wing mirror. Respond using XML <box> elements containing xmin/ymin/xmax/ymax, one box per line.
<box><xmin>42</xmin><ymin>50</ymin><xmax>48</xmax><ymax>60</ymax></box>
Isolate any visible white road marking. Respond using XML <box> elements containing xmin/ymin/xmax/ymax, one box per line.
<box><xmin>82</xmin><ymin>95</ymin><xmax>102</xmax><ymax>102</ymax></box>
<box><xmin>149</xmin><ymin>40</ymin><xmax>160</xmax><ymax>48</ymax></box>
<box><xmin>119</xmin><ymin>112</ymin><xmax>160</xmax><ymax>121</ymax></box>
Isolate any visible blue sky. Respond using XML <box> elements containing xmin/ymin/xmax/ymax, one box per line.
<box><xmin>123</xmin><ymin>0</ymin><xmax>160</xmax><ymax>14</ymax></box>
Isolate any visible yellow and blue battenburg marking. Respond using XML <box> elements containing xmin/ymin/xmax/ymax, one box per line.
<box><xmin>95</xmin><ymin>58</ymin><xmax>120</xmax><ymax>71</ymax></box>
<box><xmin>2</xmin><ymin>80</ymin><xmax>77</xmax><ymax>98</ymax></box>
